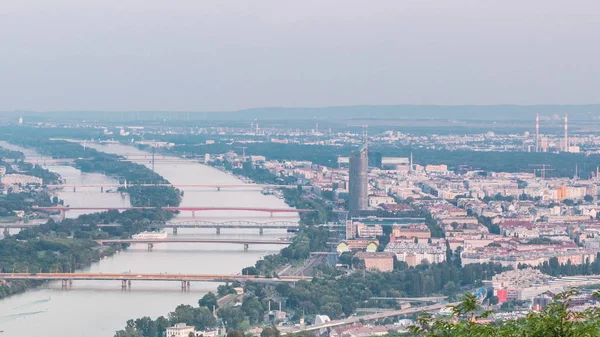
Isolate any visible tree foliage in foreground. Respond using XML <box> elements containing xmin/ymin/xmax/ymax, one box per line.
<box><xmin>409</xmin><ymin>289</ymin><xmax>600</xmax><ymax>337</ymax></box>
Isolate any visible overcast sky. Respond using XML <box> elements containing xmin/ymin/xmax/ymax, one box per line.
<box><xmin>1</xmin><ymin>0</ymin><xmax>599</xmax><ymax>111</ymax></box>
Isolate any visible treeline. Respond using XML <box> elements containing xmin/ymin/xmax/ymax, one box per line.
<box><xmin>178</xmin><ymin>140</ymin><xmax>600</xmax><ymax>178</ymax></box>
<box><xmin>115</xmin><ymin>291</ymin><xmax>270</xmax><ymax>337</ymax></box>
<box><xmin>242</xmin><ymin>226</ymin><xmax>332</xmax><ymax>276</ymax></box>
<box><xmin>271</xmin><ymin>262</ymin><xmax>506</xmax><ymax>319</ymax></box>
<box><xmin>0</xmin><ymin>147</ymin><xmax>25</xmax><ymax>160</ymax></box>
<box><xmin>13</xmin><ymin>161</ymin><xmax>61</xmax><ymax>184</ymax></box>
<box><xmin>0</xmin><ymin>190</ymin><xmax>56</xmax><ymax>216</ymax></box>
<box><xmin>531</xmin><ymin>254</ymin><xmax>600</xmax><ymax>277</ymax></box>
<box><xmin>1</xmin><ymin>147</ymin><xmax>60</xmax><ymax>184</ymax></box>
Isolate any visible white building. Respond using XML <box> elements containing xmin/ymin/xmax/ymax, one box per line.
<box><xmin>385</xmin><ymin>240</ymin><xmax>446</xmax><ymax>266</ymax></box>
<box><xmin>166</xmin><ymin>323</ymin><xmax>195</xmax><ymax>337</ymax></box>
<box><xmin>315</xmin><ymin>315</ymin><xmax>331</xmax><ymax>325</ymax></box>
<box><xmin>356</xmin><ymin>222</ymin><xmax>384</xmax><ymax>238</ymax></box>
<box><xmin>369</xmin><ymin>196</ymin><xmax>395</xmax><ymax>207</ymax></box>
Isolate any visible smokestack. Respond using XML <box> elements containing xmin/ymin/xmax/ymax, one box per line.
<box><xmin>279</xmin><ymin>301</ymin><xmax>282</xmax><ymax>311</ymax></box>
<box><xmin>536</xmin><ymin>113</ymin><xmax>539</xmax><ymax>152</ymax></box>
<box><xmin>564</xmin><ymin>114</ymin><xmax>569</xmax><ymax>153</ymax></box>
<box><xmin>268</xmin><ymin>301</ymin><xmax>271</xmax><ymax>312</ymax></box>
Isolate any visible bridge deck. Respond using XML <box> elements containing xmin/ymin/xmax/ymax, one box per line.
<box><xmin>33</xmin><ymin>206</ymin><xmax>309</xmax><ymax>213</ymax></box>
<box><xmin>96</xmin><ymin>238</ymin><xmax>291</xmax><ymax>244</ymax></box>
<box><xmin>0</xmin><ymin>273</ymin><xmax>309</xmax><ymax>283</ymax></box>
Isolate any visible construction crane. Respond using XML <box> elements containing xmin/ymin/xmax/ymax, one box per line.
<box><xmin>529</xmin><ymin>164</ymin><xmax>554</xmax><ymax>179</ymax></box>
<box><xmin>236</xmin><ymin>146</ymin><xmax>248</xmax><ymax>161</ymax></box>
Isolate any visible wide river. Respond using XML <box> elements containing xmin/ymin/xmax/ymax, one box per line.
<box><xmin>0</xmin><ymin>142</ymin><xmax>297</xmax><ymax>337</ymax></box>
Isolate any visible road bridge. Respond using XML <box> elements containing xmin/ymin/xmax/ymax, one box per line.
<box><xmin>280</xmin><ymin>302</ymin><xmax>455</xmax><ymax>334</ymax></box>
<box><xmin>33</xmin><ymin>206</ymin><xmax>309</xmax><ymax>220</ymax></box>
<box><xmin>3</xmin><ymin>220</ymin><xmax>300</xmax><ymax>235</ymax></box>
<box><xmin>0</xmin><ymin>273</ymin><xmax>311</xmax><ymax>290</ymax></box>
<box><xmin>45</xmin><ymin>183</ymin><xmax>303</xmax><ymax>192</ymax></box>
<box><xmin>96</xmin><ymin>238</ymin><xmax>291</xmax><ymax>251</ymax></box>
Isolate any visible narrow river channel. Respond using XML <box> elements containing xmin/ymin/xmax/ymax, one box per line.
<box><xmin>0</xmin><ymin>142</ymin><xmax>297</xmax><ymax>337</ymax></box>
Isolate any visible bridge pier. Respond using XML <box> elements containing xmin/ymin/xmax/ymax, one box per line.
<box><xmin>73</xmin><ymin>186</ymin><xmax>76</xmax><ymax>193</ymax></box>
<box><xmin>147</xmin><ymin>243</ymin><xmax>154</xmax><ymax>250</ymax></box>
<box><xmin>270</xmin><ymin>212</ymin><xmax>273</xmax><ymax>217</ymax></box>
<box><xmin>216</xmin><ymin>228</ymin><xmax>221</xmax><ymax>235</ymax></box>
<box><xmin>121</xmin><ymin>279</ymin><xmax>130</xmax><ymax>290</ymax></box>
<box><xmin>181</xmin><ymin>280</ymin><xmax>190</xmax><ymax>291</ymax></box>
<box><xmin>172</xmin><ymin>227</ymin><xmax>178</xmax><ymax>235</ymax></box>
<box><xmin>217</xmin><ymin>186</ymin><xmax>221</xmax><ymax>191</ymax></box>
<box><xmin>59</xmin><ymin>210</ymin><xmax>66</xmax><ymax>221</ymax></box>
<box><xmin>100</xmin><ymin>186</ymin><xmax>104</xmax><ymax>193</ymax></box>
<box><xmin>192</xmin><ymin>210</ymin><xmax>195</xmax><ymax>218</ymax></box>
<box><xmin>259</xmin><ymin>228</ymin><xmax>263</xmax><ymax>235</ymax></box>
<box><xmin>3</xmin><ymin>227</ymin><xmax>9</xmax><ymax>237</ymax></box>
<box><xmin>61</xmin><ymin>279</ymin><xmax>68</xmax><ymax>288</ymax></box>
<box><xmin>244</xmin><ymin>243</ymin><xmax>249</xmax><ymax>252</ymax></box>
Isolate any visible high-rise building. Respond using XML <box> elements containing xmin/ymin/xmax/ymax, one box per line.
<box><xmin>349</xmin><ymin>146</ymin><xmax>368</xmax><ymax>213</ymax></box>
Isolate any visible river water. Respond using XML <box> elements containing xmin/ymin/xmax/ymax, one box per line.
<box><xmin>0</xmin><ymin>142</ymin><xmax>296</xmax><ymax>337</ymax></box>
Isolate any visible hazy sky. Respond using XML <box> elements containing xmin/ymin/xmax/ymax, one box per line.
<box><xmin>1</xmin><ymin>1</ymin><xmax>599</xmax><ymax>111</ymax></box>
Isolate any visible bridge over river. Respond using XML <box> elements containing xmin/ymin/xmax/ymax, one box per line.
<box><xmin>96</xmin><ymin>238</ymin><xmax>292</xmax><ymax>250</ymax></box>
<box><xmin>3</xmin><ymin>220</ymin><xmax>300</xmax><ymax>236</ymax></box>
<box><xmin>0</xmin><ymin>273</ymin><xmax>311</xmax><ymax>290</ymax></box>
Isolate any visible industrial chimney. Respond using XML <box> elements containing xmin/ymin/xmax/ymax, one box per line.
<box><xmin>564</xmin><ymin>114</ymin><xmax>569</xmax><ymax>153</ymax></box>
<box><xmin>536</xmin><ymin>113</ymin><xmax>539</xmax><ymax>152</ymax></box>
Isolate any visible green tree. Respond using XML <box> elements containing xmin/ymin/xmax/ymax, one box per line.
<box><xmin>261</xmin><ymin>327</ymin><xmax>281</xmax><ymax>337</ymax></box>
<box><xmin>114</xmin><ymin>320</ymin><xmax>143</xmax><ymax>337</ymax></box>
<box><xmin>218</xmin><ymin>307</ymin><xmax>246</xmax><ymax>330</ymax></box>
<box><xmin>227</xmin><ymin>330</ymin><xmax>245</xmax><ymax>337</ymax></box>
<box><xmin>241</xmin><ymin>295</ymin><xmax>265</xmax><ymax>324</ymax></box>
<box><xmin>410</xmin><ymin>289</ymin><xmax>600</xmax><ymax>337</ymax></box>
<box><xmin>199</xmin><ymin>292</ymin><xmax>219</xmax><ymax>312</ymax></box>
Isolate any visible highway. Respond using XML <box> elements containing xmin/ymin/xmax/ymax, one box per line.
<box><xmin>280</xmin><ymin>302</ymin><xmax>455</xmax><ymax>334</ymax></box>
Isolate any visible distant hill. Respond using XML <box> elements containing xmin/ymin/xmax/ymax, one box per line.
<box><xmin>4</xmin><ymin>104</ymin><xmax>600</xmax><ymax>122</ymax></box>
<box><xmin>216</xmin><ymin>104</ymin><xmax>600</xmax><ymax>121</ymax></box>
